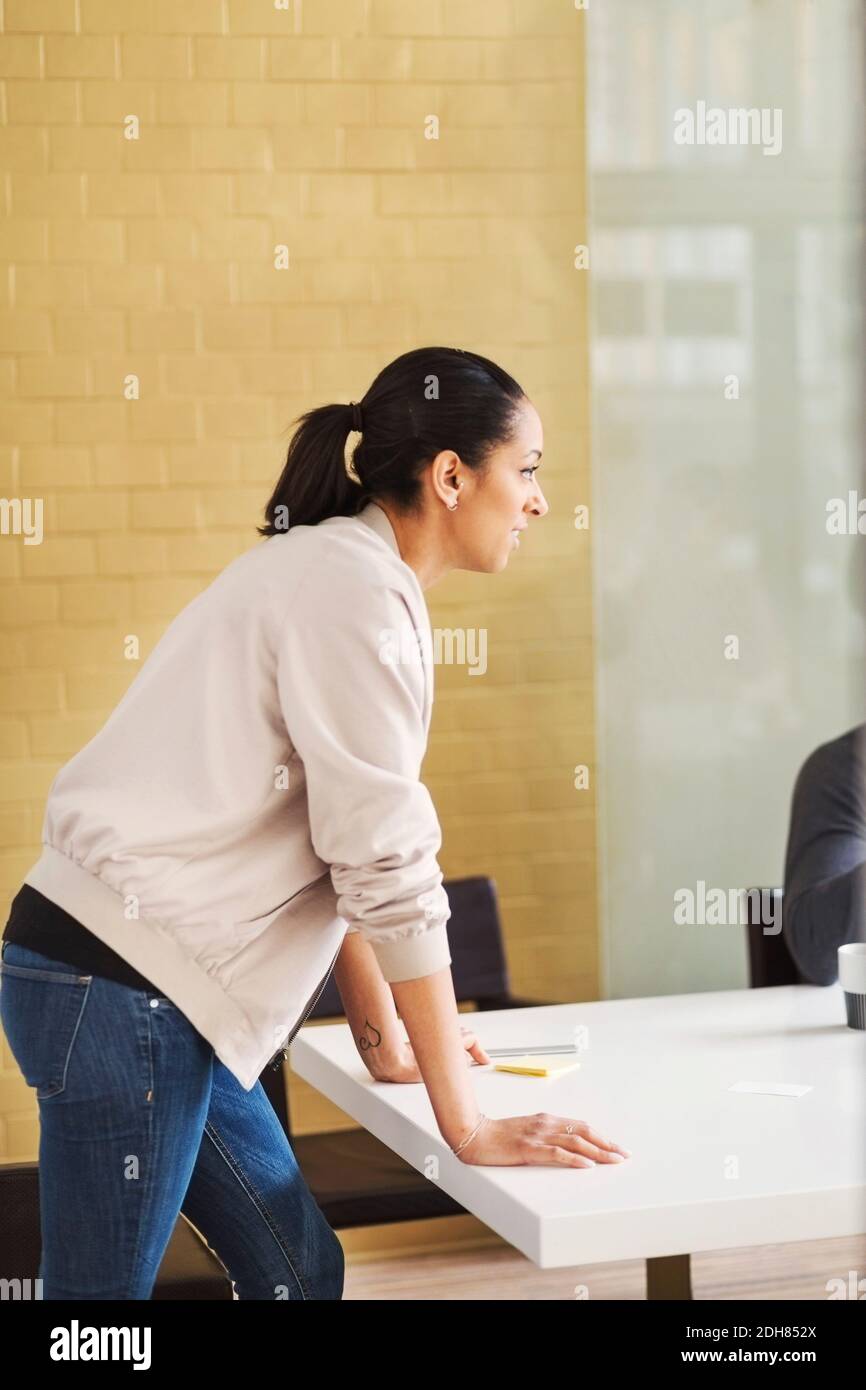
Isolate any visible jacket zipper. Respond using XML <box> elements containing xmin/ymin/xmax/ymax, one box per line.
<box><xmin>268</xmin><ymin>941</ymin><xmax>341</xmax><ymax>1071</ymax></box>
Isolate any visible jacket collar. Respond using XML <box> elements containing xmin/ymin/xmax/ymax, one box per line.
<box><xmin>356</xmin><ymin>499</ymin><xmax>401</xmax><ymax>560</ymax></box>
<box><xmin>355</xmin><ymin>499</ymin><xmax>433</xmax><ymax>736</ymax></box>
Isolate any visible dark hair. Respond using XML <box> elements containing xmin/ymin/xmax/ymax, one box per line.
<box><xmin>256</xmin><ymin>346</ymin><xmax>527</xmax><ymax>536</ymax></box>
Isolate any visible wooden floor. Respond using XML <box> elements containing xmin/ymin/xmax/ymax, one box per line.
<box><xmin>341</xmin><ymin>1225</ymin><xmax>866</xmax><ymax>1300</ymax></box>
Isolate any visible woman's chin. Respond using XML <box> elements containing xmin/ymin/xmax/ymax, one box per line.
<box><xmin>460</xmin><ymin>540</ymin><xmax>513</xmax><ymax>574</ymax></box>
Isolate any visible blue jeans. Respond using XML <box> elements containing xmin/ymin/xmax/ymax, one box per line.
<box><xmin>0</xmin><ymin>941</ymin><xmax>344</xmax><ymax>1300</ymax></box>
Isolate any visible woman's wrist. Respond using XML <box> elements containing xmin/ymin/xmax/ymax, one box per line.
<box><xmin>448</xmin><ymin>1112</ymin><xmax>489</xmax><ymax>1156</ymax></box>
<box><xmin>390</xmin><ymin>968</ymin><xmax>485</xmax><ymax>1148</ymax></box>
<box><xmin>363</xmin><ymin>1043</ymin><xmax>408</xmax><ymax>1081</ymax></box>
<box><xmin>333</xmin><ymin>933</ymin><xmax>413</xmax><ymax>1078</ymax></box>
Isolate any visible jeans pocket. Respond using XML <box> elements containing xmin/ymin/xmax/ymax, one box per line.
<box><xmin>0</xmin><ymin>950</ymin><xmax>92</xmax><ymax>1099</ymax></box>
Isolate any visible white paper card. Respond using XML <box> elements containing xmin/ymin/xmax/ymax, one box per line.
<box><xmin>729</xmin><ymin>1080</ymin><xmax>812</xmax><ymax>1098</ymax></box>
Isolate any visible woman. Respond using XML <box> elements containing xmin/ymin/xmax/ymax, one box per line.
<box><xmin>0</xmin><ymin>346</ymin><xmax>629</xmax><ymax>1301</ymax></box>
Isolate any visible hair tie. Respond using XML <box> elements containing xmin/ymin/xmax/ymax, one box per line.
<box><xmin>344</xmin><ymin>402</ymin><xmax>363</xmax><ymax>485</ymax></box>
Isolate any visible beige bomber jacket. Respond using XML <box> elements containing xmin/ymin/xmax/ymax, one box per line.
<box><xmin>22</xmin><ymin>500</ymin><xmax>452</xmax><ymax>1090</ymax></box>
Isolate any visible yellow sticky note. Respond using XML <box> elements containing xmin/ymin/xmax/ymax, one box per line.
<box><xmin>493</xmin><ymin>1055</ymin><xmax>581</xmax><ymax>1078</ymax></box>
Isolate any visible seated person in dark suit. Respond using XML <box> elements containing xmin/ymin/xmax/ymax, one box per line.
<box><xmin>782</xmin><ymin>723</ymin><xmax>866</xmax><ymax>986</ymax></box>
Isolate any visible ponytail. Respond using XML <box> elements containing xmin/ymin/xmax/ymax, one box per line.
<box><xmin>256</xmin><ymin>401</ymin><xmax>368</xmax><ymax>537</ymax></box>
<box><xmin>257</xmin><ymin>346</ymin><xmax>526</xmax><ymax>537</ymax></box>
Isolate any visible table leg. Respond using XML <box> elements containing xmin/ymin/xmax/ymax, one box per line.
<box><xmin>646</xmin><ymin>1253</ymin><xmax>693</xmax><ymax>1300</ymax></box>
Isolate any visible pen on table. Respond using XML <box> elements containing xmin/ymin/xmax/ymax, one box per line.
<box><xmin>481</xmin><ymin>1044</ymin><xmax>580</xmax><ymax>1058</ymax></box>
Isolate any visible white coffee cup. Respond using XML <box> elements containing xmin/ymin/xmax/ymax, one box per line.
<box><xmin>838</xmin><ymin>943</ymin><xmax>866</xmax><ymax>1029</ymax></box>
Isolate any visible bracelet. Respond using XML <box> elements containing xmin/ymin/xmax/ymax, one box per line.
<box><xmin>450</xmin><ymin>1113</ymin><xmax>488</xmax><ymax>1157</ymax></box>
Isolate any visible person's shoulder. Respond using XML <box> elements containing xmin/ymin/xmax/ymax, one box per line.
<box><xmin>263</xmin><ymin>512</ymin><xmax>417</xmax><ymax>623</ymax></box>
<box><xmin>792</xmin><ymin>723</ymin><xmax>866</xmax><ymax>799</ymax></box>
<box><xmin>804</xmin><ymin>723</ymin><xmax>865</xmax><ymax>768</ymax></box>
<box><xmin>314</xmin><ymin>510</ymin><xmax>402</xmax><ymax>564</ymax></box>
<box><xmin>266</xmin><ymin>511</ymin><xmax>399</xmax><ymax>569</ymax></box>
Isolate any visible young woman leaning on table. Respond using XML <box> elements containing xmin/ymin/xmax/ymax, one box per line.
<box><xmin>1</xmin><ymin>346</ymin><xmax>627</xmax><ymax>1304</ymax></box>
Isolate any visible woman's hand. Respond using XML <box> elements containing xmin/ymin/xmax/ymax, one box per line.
<box><xmin>373</xmin><ymin>1024</ymin><xmax>491</xmax><ymax>1083</ymax></box>
<box><xmin>383</xmin><ymin>973</ymin><xmax>631</xmax><ymax>1169</ymax></box>
<box><xmin>452</xmin><ymin>1113</ymin><xmax>632</xmax><ymax>1167</ymax></box>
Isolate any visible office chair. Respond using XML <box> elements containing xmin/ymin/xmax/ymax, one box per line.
<box><xmin>743</xmin><ymin>886</ymin><xmax>807</xmax><ymax>987</ymax></box>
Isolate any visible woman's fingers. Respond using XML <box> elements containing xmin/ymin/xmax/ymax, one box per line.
<box><xmin>551</xmin><ymin>1117</ymin><xmax>631</xmax><ymax>1159</ymax></box>
<box><xmin>541</xmin><ymin>1146</ymin><xmax>596</xmax><ymax>1167</ymax></box>
<box><xmin>459</xmin><ymin>1028</ymin><xmax>491</xmax><ymax>1066</ymax></box>
<box><xmin>562</xmin><ymin>1136</ymin><xmax>625</xmax><ymax>1163</ymax></box>
<box><xmin>452</xmin><ymin>1048</ymin><xmax>632</xmax><ymax>1160</ymax></box>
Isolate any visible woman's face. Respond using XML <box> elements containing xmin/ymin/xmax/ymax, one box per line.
<box><xmin>444</xmin><ymin>397</ymin><xmax>548</xmax><ymax>573</ymax></box>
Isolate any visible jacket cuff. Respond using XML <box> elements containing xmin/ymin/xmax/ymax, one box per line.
<box><xmin>369</xmin><ymin>921</ymin><xmax>452</xmax><ymax>983</ymax></box>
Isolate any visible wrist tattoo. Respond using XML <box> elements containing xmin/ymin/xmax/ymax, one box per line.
<box><xmin>358</xmin><ymin>1019</ymin><xmax>382</xmax><ymax>1051</ymax></box>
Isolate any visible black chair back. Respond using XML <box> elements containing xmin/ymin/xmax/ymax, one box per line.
<box><xmin>743</xmin><ymin>887</ymin><xmax>805</xmax><ymax>987</ymax></box>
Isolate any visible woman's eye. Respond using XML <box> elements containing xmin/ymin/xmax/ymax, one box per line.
<box><xmin>521</xmin><ymin>466</ymin><xmax>538</xmax><ymax>479</ymax></box>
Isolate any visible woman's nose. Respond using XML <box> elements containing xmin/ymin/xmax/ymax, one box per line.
<box><xmin>529</xmin><ymin>484</ymin><xmax>549</xmax><ymax>518</ymax></box>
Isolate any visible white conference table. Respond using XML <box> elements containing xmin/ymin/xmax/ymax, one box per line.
<box><xmin>290</xmin><ymin>985</ymin><xmax>866</xmax><ymax>1299</ymax></box>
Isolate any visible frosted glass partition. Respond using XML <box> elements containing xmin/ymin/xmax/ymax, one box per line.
<box><xmin>587</xmin><ymin>0</ymin><xmax>865</xmax><ymax>997</ymax></box>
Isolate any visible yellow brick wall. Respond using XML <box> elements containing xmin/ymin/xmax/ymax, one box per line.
<box><xmin>0</xmin><ymin>1</ymin><xmax>596</xmax><ymax>1160</ymax></box>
